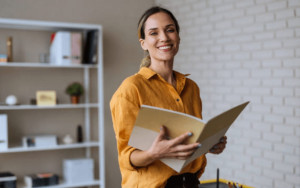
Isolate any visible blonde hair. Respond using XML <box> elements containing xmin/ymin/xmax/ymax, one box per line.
<box><xmin>140</xmin><ymin>53</ymin><xmax>151</xmax><ymax>68</ymax></box>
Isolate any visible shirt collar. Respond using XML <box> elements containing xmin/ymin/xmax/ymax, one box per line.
<box><xmin>138</xmin><ymin>67</ymin><xmax>157</xmax><ymax>80</ymax></box>
<box><xmin>138</xmin><ymin>67</ymin><xmax>189</xmax><ymax>95</ymax></box>
<box><xmin>138</xmin><ymin>67</ymin><xmax>190</xmax><ymax>80</ymax></box>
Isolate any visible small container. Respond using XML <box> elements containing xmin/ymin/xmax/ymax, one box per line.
<box><xmin>63</xmin><ymin>158</ymin><xmax>94</xmax><ymax>184</ymax></box>
<box><xmin>0</xmin><ymin>172</ymin><xmax>17</xmax><ymax>188</ymax></box>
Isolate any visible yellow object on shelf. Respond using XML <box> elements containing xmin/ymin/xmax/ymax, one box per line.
<box><xmin>199</xmin><ymin>178</ymin><xmax>255</xmax><ymax>188</ymax></box>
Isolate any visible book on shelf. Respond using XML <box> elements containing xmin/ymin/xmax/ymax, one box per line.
<box><xmin>83</xmin><ymin>30</ymin><xmax>98</xmax><ymax>64</ymax></box>
<box><xmin>128</xmin><ymin>101</ymin><xmax>249</xmax><ymax>172</ymax></box>
<box><xmin>50</xmin><ymin>31</ymin><xmax>82</xmax><ymax>65</ymax></box>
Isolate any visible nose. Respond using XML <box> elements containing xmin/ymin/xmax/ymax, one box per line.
<box><xmin>159</xmin><ymin>31</ymin><xmax>169</xmax><ymax>42</ymax></box>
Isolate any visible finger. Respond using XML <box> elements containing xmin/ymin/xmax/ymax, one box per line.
<box><xmin>166</xmin><ymin>149</ymin><xmax>196</xmax><ymax>159</ymax></box>
<box><xmin>156</xmin><ymin>126</ymin><xmax>167</xmax><ymax>141</ymax></box>
<box><xmin>171</xmin><ymin>131</ymin><xmax>193</xmax><ymax>145</ymax></box>
<box><xmin>172</xmin><ymin>142</ymin><xmax>200</xmax><ymax>153</ymax></box>
<box><xmin>220</xmin><ymin>136</ymin><xmax>227</xmax><ymax>143</ymax></box>
<box><xmin>210</xmin><ymin>143</ymin><xmax>226</xmax><ymax>154</ymax></box>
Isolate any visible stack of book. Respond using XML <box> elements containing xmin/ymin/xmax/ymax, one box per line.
<box><xmin>50</xmin><ymin>30</ymin><xmax>97</xmax><ymax>65</ymax></box>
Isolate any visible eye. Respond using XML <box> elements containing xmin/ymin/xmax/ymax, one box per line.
<box><xmin>167</xmin><ymin>29</ymin><xmax>175</xmax><ymax>33</ymax></box>
<box><xmin>150</xmin><ymin>32</ymin><xmax>158</xmax><ymax>36</ymax></box>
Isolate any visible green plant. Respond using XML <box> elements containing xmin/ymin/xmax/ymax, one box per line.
<box><xmin>65</xmin><ymin>82</ymin><xmax>84</xmax><ymax>96</ymax></box>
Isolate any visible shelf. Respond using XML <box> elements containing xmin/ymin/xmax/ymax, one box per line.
<box><xmin>0</xmin><ymin>62</ymin><xmax>97</xmax><ymax>68</ymax></box>
<box><xmin>0</xmin><ymin>17</ymin><xmax>105</xmax><ymax>187</ymax></box>
<box><xmin>0</xmin><ymin>103</ymin><xmax>99</xmax><ymax>110</ymax></box>
<box><xmin>0</xmin><ymin>141</ymin><xmax>99</xmax><ymax>153</ymax></box>
<box><xmin>0</xmin><ymin>18</ymin><xmax>102</xmax><ymax>31</ymax></box>
<box><xmin>22</xmin><ymin>179</ymin><xmax>102</xmax><ymax>188</ymax></box>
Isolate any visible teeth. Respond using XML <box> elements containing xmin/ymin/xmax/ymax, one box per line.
<box><xmin>159</xmin><ymin>46</ymin><xmax>171</xmax><ymax>50</ymax></box>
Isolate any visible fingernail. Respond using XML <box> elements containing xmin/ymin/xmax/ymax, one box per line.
<box><xmin>197</xmin><ymin>144</ymin><xmax>202</xmax><ymax>148</ymax></box>
<box><xmin>187</xmin><ymin>132</ymin><xmax>192</xmax><ymax>137</ymax></box>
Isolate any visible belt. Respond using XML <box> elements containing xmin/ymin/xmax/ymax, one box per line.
<box><xmin>165</xmin><ymin>172</ymin><xmax>200</xmax><ymax>188</ymax></box>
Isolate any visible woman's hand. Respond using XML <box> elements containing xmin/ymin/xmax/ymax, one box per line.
<box><xmin>130</xmin><ymin>126</ymin><xmax>200</xmax><ymax>167</ymax></box>
<box><xmin>209</xmin><ymin>136</ymin><xmax>227</xmax><ymax>154</ymax></box>
<box><xmin>146</xmin><ymin>126</ymin><xmax>200</xmax><ymax>161</ymax></box>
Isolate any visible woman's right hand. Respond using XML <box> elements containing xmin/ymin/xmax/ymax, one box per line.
<box><xmin>146</xmin><ymin>126</ymin><xmax>201</xmax><ymax>161</ymax></box>
<box><xmin>130</xmin><ymin>126</ymin><xmax>201</xmax><ymax>167</ymax></box>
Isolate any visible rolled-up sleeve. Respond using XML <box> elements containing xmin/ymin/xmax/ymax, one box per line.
<box><xmin>110</xmin><ymin>84</ymin><xmax>140</xmax><ymax>171</ymax></box>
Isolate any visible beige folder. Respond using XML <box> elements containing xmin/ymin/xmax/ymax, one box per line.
<box><xmin>128</xmin><ymin>101</ymin><xmax>249</xmax><ymax>172</ymax></box>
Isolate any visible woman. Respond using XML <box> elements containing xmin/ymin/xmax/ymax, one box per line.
<box><xmin>110</xmin><ymin>6</ymin><xmax>227</xmax><ymax>188</ymax></box>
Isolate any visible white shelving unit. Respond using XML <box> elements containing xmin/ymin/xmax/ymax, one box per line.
<box><xmin>0</xmin><ymin>18</ymin><xmax>105</xmax><ymax>188</ymax></box>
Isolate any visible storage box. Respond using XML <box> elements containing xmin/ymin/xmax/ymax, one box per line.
<box><xmin>63</xmin><ymin>158</ymin><xmax>94</xmax><ymax>184</ymax></box>
<box><xmin>0</xmin><ymin>172</ymin><xmax>16</xmax><ymax>188</ymax></box>
<box><xmin>22</xmin><ymin>135</ymin><xmax>57</xmax><ymax>148</ymax></box>
<box><xmin>0</xmin><ymin>114</ymin><xmax>8</xmax><ymax>151</ymax></box>
<box><xmin>24</xmin><ymin>173</ymin><xmax>59</xmax><ymax>187</ymax></box>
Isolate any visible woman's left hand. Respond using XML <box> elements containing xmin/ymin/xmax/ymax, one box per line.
<box><xmin>209</xmin><ymin>136</ymin><xmax>227</xmax><ymax>154</ymax></box>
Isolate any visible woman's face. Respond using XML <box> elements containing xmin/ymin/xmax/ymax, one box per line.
<box><xmin>140</xmin><ymin>12</ymin><xmax>180</xmax><ymax>63</ymax></box>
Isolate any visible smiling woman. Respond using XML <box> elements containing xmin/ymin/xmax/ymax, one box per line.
<box><xmin>110</xmin><ymin>6</ymin><xmax>227</xmax><ymax>188</ymax></box>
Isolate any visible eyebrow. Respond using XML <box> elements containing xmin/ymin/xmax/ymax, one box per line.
<box><xmin>147</xmin><ymin>24</ymin><xmax>175</xmax><ymax>31</ymax></box>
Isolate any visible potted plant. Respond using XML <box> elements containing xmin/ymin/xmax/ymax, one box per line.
<box><xmin>65</xmin><ymin>82</ymin><xmax>84</xmax><ymax>104</ymax></box>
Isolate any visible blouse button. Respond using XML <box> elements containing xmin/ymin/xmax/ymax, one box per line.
<box><xmin>176</xmin><ymin>99</ymin><xmax>180</xmax><ymax>102</ymax></box>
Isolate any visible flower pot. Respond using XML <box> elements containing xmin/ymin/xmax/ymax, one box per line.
<box><xmin>71</xmin><ymin>96</ymin><xmax>80</xmax><ymax>104</ymax></box>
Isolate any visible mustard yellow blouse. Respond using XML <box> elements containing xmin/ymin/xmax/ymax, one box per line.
<box><xmin>110</xmin><ymin>67</ymin><xmax>207</xmax><ymax>188</ymax></box>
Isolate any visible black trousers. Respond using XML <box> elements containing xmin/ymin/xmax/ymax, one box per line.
<box><xmin>165</xmin><ymin>173</ymin><xmax>200</xmax><ymax>188</ymax></box>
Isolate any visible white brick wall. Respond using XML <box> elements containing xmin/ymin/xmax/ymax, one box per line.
<box><xmin>155</xmin><ymin>0</ymin><xmax>299</xmax><ymax>187</ymax></box>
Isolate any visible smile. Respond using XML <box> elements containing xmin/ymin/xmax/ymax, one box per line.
<box><xmin>158</xmin><ymin>45</ymin><xmax>172</xmax><ymax>50</ymax></box>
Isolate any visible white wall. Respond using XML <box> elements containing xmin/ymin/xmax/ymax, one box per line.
<box><xmin>155</xmin><ymin>0</ymin><xmax>300</xmax><ymax>187</ymax></box>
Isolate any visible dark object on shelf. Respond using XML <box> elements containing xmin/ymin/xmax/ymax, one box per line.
<box><xmin>6</xmin><ymin>37</ymin><xmax>13</xmax><ymax>62</ymax></box>
<box><xmin>24</xmin><ymin>173</ymin><xmax>59</xmax><ymax>187</ymax></box>
<box><xmin>77</xmin><ymin>125</ymin><xmax>83</xmax><ymax>143</ymax></box>
<box><xmin>0</xmin><ymin>172</ymin><xmax>17</xmax><ymax>188</ymax></box>
<box><xmin>83</xmin><ymin>30</ymin><xmax>97</xmax><ymax>64</ymax></box>
<box><xmin>30</xmin><ymin>99</ymin><xmax>37</xmax><ymax>105</ymax></box>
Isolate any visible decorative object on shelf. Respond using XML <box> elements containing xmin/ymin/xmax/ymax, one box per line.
<box><xmin>6</xmin><ymin>37</ymin><xmax>13</xmax><ymax>62</ymax></box>
<box><xmin>0</xmin><ymin>114</ymin><xmax>8</xmax><ymax>151</ymax></box>
<box><xmin>24</xmin><ymin>173</ymin><xmax>59</xmax><ymax>187</ymax></box>
<box><xmin>50</xmin><ymin>31</ymin><xmax>82</xmax><ymax>65</ymax></box>
<box><xmin>63</xmin><ymin>134</ymin><xmax>73</xmax><ymax>145</ymax></box>
<box><xmin>63</xmin><ymin>158</ymin><xmax>94</xmax><ymax>184</ymax></box>
<box><xmin>0</xmin><ymin>172</ymin><xmax>16</xmax><ymax>188</ymax></box>
<box><xmin>65</xmin><ymin>82</ymin><xmax>84</xmax><ymax>104</ymax></box>
<box><xmin>77</xmin><ymin>125</ymin><xmax>83</xmax><ymax>143</ymax></box>
<box><xmin>5</xmin><ymin>95</ymin><xmax>18</xmax><ymax>106</ymax></box>
<box><xmin>30</xmin><ymin>98</ymin><xmax>59</xmax><ymax>105</ymax></box>
<box><xmin>22</xmin><ymin>135</ymin><xmax>57</xmax><ymax>148</ymax></box>
<box><xmin>0</xmin><ymin>54</ymin><xmax>7</xmax><ymax>62</ymax></box>
<box><xmin>36</xmin><ymin>90</ymin><xmax>56</xmax><ymax>106</ymax></box>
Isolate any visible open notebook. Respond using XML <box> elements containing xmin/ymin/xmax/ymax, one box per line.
<box><xmin>128</xmin><ymin>101</ymin><xmax>249</xmax><ymax>172</ymax></box>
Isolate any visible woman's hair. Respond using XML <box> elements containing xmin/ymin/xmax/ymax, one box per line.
<box><xmin>138</xmin><ymin>6</ymin><xmax>180</xmax><ymax>68</ymax></box>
